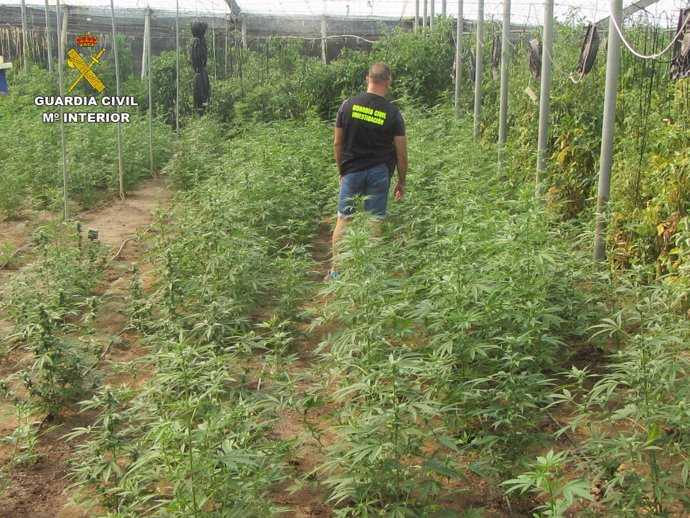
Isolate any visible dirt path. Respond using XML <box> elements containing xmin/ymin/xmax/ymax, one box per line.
<box><xmin>4</xmin><ymin>202</ymin><xmax>519</xmax><ymax>517</ymax></box>
<box><xmin>265</xmin><ymin>219</ymin><xmax>516</xmax><ymax>518</ymax></box>
<box><xmin>0</xmin><ymin>177</ymin><xmax>172</xmax><ymax>518</ymax></box>
<box><xmin>267</xmin><ymin>219</ymin><xmax>337</xmax><ymax>518</ymax></box>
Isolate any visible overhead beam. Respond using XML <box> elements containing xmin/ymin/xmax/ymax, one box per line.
<box><xmin>224</xmin><ymin>0</ymin><xmax>242</xmax><ymax>20</ymax></box>
<box><xmin>595</xmin><ymin>0</ymin><xmax>661</xmax><ymax>29</ymax></box>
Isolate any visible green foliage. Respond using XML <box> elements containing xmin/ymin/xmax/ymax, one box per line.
<box><xmin>208</xmin><ymin>79</ymin><xmax>235</xmax><ymax>124</ymax></box>
<box><xmin>126</xmin><ymin>265</ymin><xmax>152</xmax><ymax>333</ymax></box>
<box><xmin>209</xmin><ymin>21</ymin><xmax>455</xmax><ymax>125</ymax></box>
<box><xmin>0</xmin><ymin>401</ymin><xmax>42</xmax><ymax>472</ymax></box>
<box><xmin>388</xmin><ymin>107</ymin><xmax>598</xmax><ymax>476</ymax></box>
<box><xmin>0</xmin><ymin>66</ymin><xmax>173</xmax><ymax>216</ymax></box>
<box><xmin>558</xmin><ymin>271</ymin><xmax>690</xmax><ymax>515</ymax></box>
<box><xmin>150</xmin><ymin>50</ymin><xmax>195</xmax><ymax>126</ymax></box>
<box><xmin>69</xmin><ymin>34</ymin><xmax>136</xmax><ymax>97</ymax></box>
<box><xmin>10</xmin><ymin>305</ymin><xmax>87</xmax><ymax>418</ymax></box>
<box><xmin>371</xmin><ymin>20</ymin><xmax>456</xmax><ymax>106</ymax></box>
<box><xmin>297</xmin><ymin>106</ymin><xmax>602</xmax><ymax>515</ymax></box>
<box><xmin>1</xmin><ymin>223</ymin><xmax>105</xmax><ymax>418</ymax></box>
<box><xmin>68</xmin><ymin>340</ymin><xmax>288</xmax><ymax>516</ymax></box>
<box><xmin>68</xmin><ymin>114</ymin><xmax>335</xmax><ymax>515</ymax></box>
<box><xmin>503</xmin><ymin>450</ymin><xmax>594</xmax><ymax>517</ymax></box>
<box><xmin>313</xmin><ymin>217</ymin><xmax>461</xmax><ymax>515</ymax></box>
<box><xmin>2</xmin><ymin>222</ymin><xmax>106</xmax><ymax>324</ymax></box>
<box><xmin>4</xmin><ymin>23</ymin><xmax>690</xmax><ymax>516</ymax></box>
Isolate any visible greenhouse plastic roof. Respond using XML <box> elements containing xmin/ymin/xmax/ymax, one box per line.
<box><xmin>0</xmin><ymin>0</ymin><xmax>688</xmax><ymax>26</ymax></box>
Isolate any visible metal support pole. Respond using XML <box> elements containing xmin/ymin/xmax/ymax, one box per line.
<box><xmin>536</xmin><ymin>0</ymin><xmax>554</xmax><ymax>194</ymax></box>
<box><xmin>175</xmin><ymin>0</ymin><xmax>180</xmax><ymax>136</ymax></box>
<box><xmin>61</xmin><ymin>7</ymin><xmax>68</xmax><ymax>57</ymax></box>
<box><xmin>431</xmin><ymin>0</ymin><xmax>435</xmax><ymax>28</ymax></box>
<box><xmin>454</xmin><ymin>0</ymin><xmax>463</xmax><ymax>119</ymax></box>
<box><xmin>147</xmin><ymin>7</ymin><xmax>154</xmax><ymax>177</ymax></box>
<box><xmin>141</xmin><ymin>9</ymin><xmax>149</xmax><ymax>80</ymax></box>
<box><xmin>224</xmin><ymin>19</ymin><xmax>229</xmax><ymax>78</ymax></box>
<box><xmin>321</xmin><ymin>15</ymin><xmax>327</xmax><ymax>64</ymax></box>
<box><xmin>212</xmin><ymin>26</ymin><xmax>217</xmax><ymax>80</ymax></box>
<box><xmin>241</xmin><ymin>15</ymin><xmax>247</xmax><ymax>49</ymax></box>
<box><xmin>423</xmin><ymin>0</ymin><xmax>428</xmax><ymax>28</ymax></box>
<box><xmin>20</xmin><ymin>0</ymin><xmax>28</xmax><ymax>70</ymax></box>
<box><xmin>497</xmin><ymin>0</ymin><xmax>510</xmax><ymax>162</ymax></box>
<box><xmin>415</xmin><ymin>0</ymin><xmax>419</xmax><ymax>32</ymax></box>
<box><xmin>442</xmin><ymin>0</ymin><xmax>447</xmax><ymax>17</ymax></box>
<box><xmin>110</xmin><ymin>0</ymin><xmax>124</xmax><ymax>199</ymax></box>
<box><xmin>44</xmin><ymin>0</ymin><xmax>53</xmax><ymax>72</ymax></box>
<box><xmin>56</xmin><ymin>0</ymin><xmax>68</xmax><ymax>220</ymax></box>
<box><xmin>593</xmin><ymin>0</ymin><xmax>623</xmax><ymax>262</ymax></box>
<box><xmin>473</xmin><ymin>0</ymin><xmax>484</xmax><ymax>140</ymax></box>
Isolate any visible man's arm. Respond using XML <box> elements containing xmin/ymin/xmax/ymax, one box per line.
<box><xmin>393</xmin><ymin>135</ymin><xmax>408</xmax><ymax>201</ymax></box>
<box><xmin>334</xmin><ymin>127</ymin><xmax>344</xmax><ymax>179</ymax></box>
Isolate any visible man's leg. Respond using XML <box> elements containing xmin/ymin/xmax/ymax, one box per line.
<box><xmin>329</xmin><ymin>216</ymin><xmax>348</xmax><ymax>274</ymax></box>
<box><xmin>362</xmin><ymin>165</ymin><xmax>391</xmax><ymax>221</ymax></box>
<box><xmin>326</xmin><ymin>172</ymin><xmax>362</xmax><ymax>279</ymax></box>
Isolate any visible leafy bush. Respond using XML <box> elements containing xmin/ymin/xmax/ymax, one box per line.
<box><xmin>371</xmin><ymin>20</ymin><xmax>456</xmax><ymax>106</ymax></box>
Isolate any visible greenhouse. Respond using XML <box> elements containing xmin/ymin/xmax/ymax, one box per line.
<box><xmin>1</xmin><ymin>0</ymin><xmax>690</xmax><ymax>516</ymax></box>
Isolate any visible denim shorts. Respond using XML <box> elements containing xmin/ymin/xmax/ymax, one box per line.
<box><xmin>337</xmin><ymin>163</ymin><xmax>391</xmax><ymax>219</ymax></box>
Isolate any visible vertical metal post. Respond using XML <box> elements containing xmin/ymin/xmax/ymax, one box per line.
<box><xmin>110</xmin><ymin>0</ymin><xmax>124</xmax><ymax>199</ymax></box>
<box><xmin>497</xmin><ymin>0</ymin><xmax>510</xmax><ymax>158</ymax></box>
<box><xmin>224</xmin><ymin>18</ymin><xmax>229</xmax><ymax>78</ymax></box>
<box><xmin>593</xmin><ymin>0</ymin><xmax>623</xmax><ymax>262</ymax></box>
<box><xmin>56</xmin><ymin>0</ymin><xmax>68</xmax><ymax>220</ymax></box>
<box><xmin>473</xmin><ymin>0</ymin><xmax>484</xmax><ymax>140</ymax></box>
<box><xmin>321</xmin><ymin>15</ymin><xmax>327</xmax><ymax>64</ymax></box>
<box><xmin>430</xmin><ymin>0</ymin><xmax>435</xmax><ymax>28</ymax></box>
<box><xmin>147</xmin><ymin>7</ymin><xmax>154</xmax><ymax>177</ymax></box>
<box><xmin>44</xmin><ymin>0</ymin><xmax>53</xmax><ymax>72</ymax></box>
<box><xmin>423</xmin><ymin>0</ymin><xmax>428</xmax><ymax>28</ymax></box>
<box><xmin>454</xmin><ymin>0</ymin><xmax>463</xmax><ymax>119</ymax></box>
<box><xmin>141</xmin><ymin>9</ymin><xmax>149</xmax><ymax>80</ymax></box>
<box><xmin>536</xmin><ymin>0</ymin><xmax>554</xmax><ymax>194</ymax></box>
<box><xmin>175</xmin><ymin>0</ymin><xmax>180</xmax><ymax>136</ymax></box>
<box><xmin>20</xmin><ymin>0</ymin><xmax>28</xmax><ymax>70</ymax></box>
<box><xmin>212</xmin><ymin>26</ymin><xmax>217</xmax><ymax>80</ymax></box>
<box><xmin>442</xmin><ymin>0</ymin><xmax>447</xmax><ymax>17</ymax></box>
<box><xmin>415</xmin><ymin>0</ymin><xmax>419</xmax><ymax>32</ymax></box>
<box><xmin>61</xmin><ymin>7</ymin><xmax>68</xmax><ymax>57</ymax></box>
<box><xmin>241</xmin><ymin>15</ymin><xmax>247</xmax><ymax>49</ymax></box>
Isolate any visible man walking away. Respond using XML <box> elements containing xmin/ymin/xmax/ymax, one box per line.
<box><xmin>325</xmin><ymin>62</ymin><xmax>408</xmax><ymax>281</ymax></box>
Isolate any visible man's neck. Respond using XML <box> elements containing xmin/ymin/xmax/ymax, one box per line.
<box><xmin>367</xmin><ymin>80</ymin><xmax>388</xmax><ymax>97</ymax></box>
<box><xmin>366</xmin><ymin>83</ymin><xmax>388</xmax><ymax>97</ymax></box>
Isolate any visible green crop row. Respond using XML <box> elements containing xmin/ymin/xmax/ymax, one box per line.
<box><xmin>66</xmin><ymin>116</ymin><xmax>336</xmax><ymax>516</ymax></box>
<box><xmin>0</xmin><ymin>64</ymin><xmax>173</xmax><ymax>217</ymax></box>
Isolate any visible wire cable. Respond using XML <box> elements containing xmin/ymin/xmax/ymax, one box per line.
<box><xmin>609</xmin><ymin>4</ymin><xmax>690</xmax><ymax>59</ymax></box>
<box><xmin>542</xmin><ymin>41</ymin><xmax>586</xmax><ymax>83</ymax></box>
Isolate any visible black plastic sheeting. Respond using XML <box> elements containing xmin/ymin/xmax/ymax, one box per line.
<box><xmin>670</xmin><ymin>8</ymin><xmax>690</xmax><ymax>80</ymax></box>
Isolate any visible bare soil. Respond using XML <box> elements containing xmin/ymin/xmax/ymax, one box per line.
<box><xmin>266</xmin><ymin>220</ymin><xmax>516</xmax><ymax>517</ymax></box>
<box><xmin>0</xmin><ymin>177</ymin><xmax>171</xmax><ymax>518</ymax></box>
<box><xmin>2</xmin><ymin>201</ymin><xmax>583</xmax><ymax>518</ymax></box>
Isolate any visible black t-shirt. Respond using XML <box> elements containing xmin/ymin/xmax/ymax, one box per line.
<box><xmin>335</xmin><ymin>92</ymin><xmax>406</xmax><ymax>176</ymax></box>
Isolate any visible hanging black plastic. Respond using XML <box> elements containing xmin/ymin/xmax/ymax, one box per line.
<box><xmin>492</xmin><ymin>33</ymin><xmax>501</xmax><ymax>80</ymax></box>
<box><xmin>670</xmin><ymin>8</ymin><xmax>690</xmax><ymax>80</ymax></box>
<box><xmin>526</xmin><ymin>37</ymin><xmax>541</xmax><ymax>79</ymax></box>
<box><xmin>191</xmin><ymin>22</ymin><xmax>210</xmax><ymax>112</ymax></box>
<box><xmin>576</xmin><ymin>23</ymin><xmax>600</xmax><ymax>76</ymax></box>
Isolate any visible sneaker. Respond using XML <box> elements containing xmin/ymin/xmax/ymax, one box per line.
<box><xmin>323</xmin><ymin>271</ymin><xmax>340</xmax><ymax>282</ymax></box>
